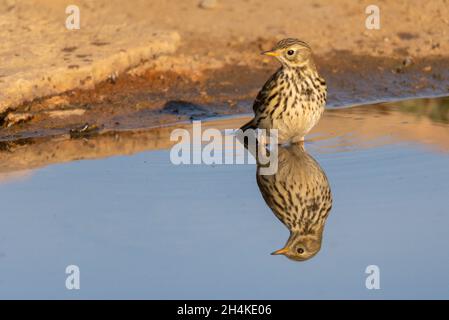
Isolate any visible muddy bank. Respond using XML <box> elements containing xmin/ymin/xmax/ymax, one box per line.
<box><xmin>2</xmin><ymin>51</ymin><xmax>449</xmax><ymax>142</ymax></box>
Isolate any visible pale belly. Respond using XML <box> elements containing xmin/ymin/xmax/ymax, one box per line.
<box><xmin>258</xmin><ymin>103</ymin><xmax>324</xmax><ymax>144</ymax></box>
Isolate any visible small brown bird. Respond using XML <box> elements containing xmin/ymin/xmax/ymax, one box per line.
<box><xmin>241</xmin><ymin>38</ymin><xmax>327</xmax><ymax>144</ymax></box>
<box><xmin>256</xmin><ymin>143</ymin><xmax>332</xmax><ymax>261</ymax></box>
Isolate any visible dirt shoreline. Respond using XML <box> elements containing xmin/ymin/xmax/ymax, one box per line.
<box><xmin>1</xmin><ymin>0</ymin><xmax>448</xmax><ymax>140</ymax></box>
<box><xmin>2</xmin><ymin>51</ymin><xmax>449</xmax><ymax>142</ymax></box>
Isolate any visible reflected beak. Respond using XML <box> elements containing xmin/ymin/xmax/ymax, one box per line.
<box><xmin>271</xmin><ymin>247</ymin><xmax>288</xmax><ymax>255</ymax></box>
<box><xmin>262</xmin><ymin>50</ymin><xmax>280</xmax><ymax>57</ymax></box>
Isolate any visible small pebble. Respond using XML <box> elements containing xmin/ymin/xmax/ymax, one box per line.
<box><xmin>402</xmin><ymin>56</ymin><xmax>413</xmax><ymax>67</ymax></box>
<box><xmin>4</xmin><ymin>112</ymin><xmax>33</xmax><ymax>128</ymax></box>
<box><xmin>69</xmin><ymin>123</ymin><xmax>100</xmax><ymax>139</ymax></box>
<box><xmin>199</xmin><ymin>0</ymin><xmax>217</xmax><ymax>9</ymax></box>
<box><xmin>431</xmin><ymin>42</ymin><xmax>440</xmax><ymax>49</ymax></box>
<box><xmin>107</xmin><ymin>71</ymin><xmax>118</xmax><ymax>84</ymax></box>
<box><xmin>237</xmin><ymin>36</ymin><xmax>246</xmax><ymax>43</ymax></box>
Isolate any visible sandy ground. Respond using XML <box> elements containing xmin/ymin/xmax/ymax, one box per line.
<box><xmin>0</xmin><ymin>0</ymin><xmax>180</xmax><ymax>114</ymax></box>
<box><xmin>1</xmin><ymin>0</ymin><xmax>449</xmax><ymax>140</ymax></box>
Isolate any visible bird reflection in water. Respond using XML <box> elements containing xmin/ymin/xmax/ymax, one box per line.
<box><xmin>255</xmin><ymin>143</ymin><xmax>333</xmax><ymax>261</ymax></box>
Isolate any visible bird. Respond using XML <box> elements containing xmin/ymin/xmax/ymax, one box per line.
<box><xmin>255</xmin><ymin>143</ymin><xmax>332</xmax><ymax>261</ymax></box>
<box><xmin>240</xmin><ymin>38</ymin><xmax>327</xmax><ymax>144</ymax></box>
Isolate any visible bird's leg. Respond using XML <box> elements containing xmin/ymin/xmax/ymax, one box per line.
<box><xmin>291</xmin><ymin>135</ymin><xmax>305</xmax><ymax>144</ymax></box>
<box><xmin>258</xmin><ymin>131</ymin><xmax>268</xmax><ymax>147</ymax></box>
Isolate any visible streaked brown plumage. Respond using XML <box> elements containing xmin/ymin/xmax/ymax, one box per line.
<box><xmin>241</xmin><ymin>38</ymin><xmax>327</xmax><ymax>144</ymax></box>
<box><xmin>256</xmin><ymin>143</ymin><xmax>332</xmax><ymax>261</ymax></box>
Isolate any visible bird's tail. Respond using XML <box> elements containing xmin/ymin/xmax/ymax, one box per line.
<box><xmin>237</xmin><ymin>119</ymin><xmax>258</xmax><ymax>152</ymax></box>
<box><xmin>239</xmin><ymin>119</ymin><xmax>256</xmax><ymax>132</ymax></box>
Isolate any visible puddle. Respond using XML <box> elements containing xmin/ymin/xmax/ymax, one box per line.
<box><xmin>0</xmin><ymin>97</ymin><xmax>449</xmax><ymax>299</ymax></box>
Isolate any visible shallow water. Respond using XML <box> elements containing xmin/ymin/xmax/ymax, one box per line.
<box><xmin>0</xmin><ymin>97</ymin><xmax>449</xmax><ymax>299</ymax></box>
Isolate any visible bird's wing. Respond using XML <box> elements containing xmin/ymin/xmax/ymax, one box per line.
<box><xmin>252</xmin><ymin>69</ymin><xmax>280</xmax><ymax>113</ymax></box>
<box><xmin>252</xmin><ymin>90</ymin><xmax>266</xmax><ymax>113</ymax></box>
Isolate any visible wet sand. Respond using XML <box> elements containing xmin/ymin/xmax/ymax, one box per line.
<box><xmin>2</xmin><ymin>55</ymin><xmax>448</xmax><ymax>141</ymax></box>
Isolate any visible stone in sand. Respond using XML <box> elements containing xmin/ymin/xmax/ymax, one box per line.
<box><xmin>199</xmin><ymin>0</ymin><xmax>217</xmax><ymax>9</ymax></box>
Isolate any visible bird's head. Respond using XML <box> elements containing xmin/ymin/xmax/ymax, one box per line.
<box><xmin>271</xmin><ymin>232</ymin><xmax>322</xmax><ymax>261</ymax></box>
<box><xmin>262</xmin><ymin>38</ymin><xmax>314</xmax><ymax>69</ymax></box>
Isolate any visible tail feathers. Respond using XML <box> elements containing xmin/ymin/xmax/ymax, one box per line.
<box><xmin>239</xmin><ymin>120</ymin><xmax>256</xmax><ymax>132</ymax></box>
<box><xmin>237</xmin><ymin>119</ymin><xmax>258</xmax><ymax>152</ymax></box>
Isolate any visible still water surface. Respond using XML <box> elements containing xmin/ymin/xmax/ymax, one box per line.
<box><xmin>0</xmin><ymin>98</ymin><xmax>448</xmax><ymax>299</ymax></box>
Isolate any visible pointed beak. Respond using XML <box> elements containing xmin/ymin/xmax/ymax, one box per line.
<box><xmin>261</xmin><ymin>50</ymin><xmax>280</xmax><ymax>57</ymax></box>
<box><xmin>271</xmin><ymin>247</ymin><xmax>288</xmax><ymax>255</ymax></box>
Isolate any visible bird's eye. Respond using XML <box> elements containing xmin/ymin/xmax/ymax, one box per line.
<box><xmin>297</xmin><ymin>248</ymin><xmax>304</xmax><ymax>254</ymax></box>
<box><xmin>287</xmin><ymin>49</ymin><xmax>295</xmax><ymax>56</ymax></box>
